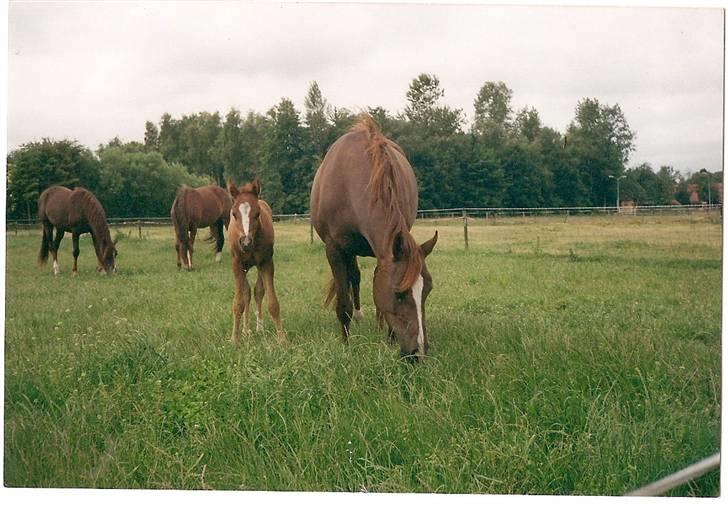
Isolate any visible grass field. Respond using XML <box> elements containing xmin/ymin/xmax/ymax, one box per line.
<box><xmin>3</xmin><ymin>213</ymin><xmax>722</xmax><ymax>495</ymax></box>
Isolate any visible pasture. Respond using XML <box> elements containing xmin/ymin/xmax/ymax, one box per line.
<box><xmin>4</xmin><ymin>213</ymin><xmax>722</xmax><ymax>495</ymax></box>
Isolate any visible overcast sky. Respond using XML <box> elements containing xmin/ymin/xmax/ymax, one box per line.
<box><xmin>7</xmin><ymin>1</ymin><xmax>725</xmax><ymax>174</ymax></box>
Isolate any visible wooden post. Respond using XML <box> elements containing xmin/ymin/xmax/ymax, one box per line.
<box><xmin>462</xmin><ymin>209</ymin><xmax>469</xmax><ymax>250</ymax></box>
<box><xmin>309</xmin><ymin>220</ymin><xmax>314</xmax><ymax>245</ymax></box>
<box><xmin>137</xmin><ymin>221</ymin><xmax>142</xmax><ymax>239</ymax></box>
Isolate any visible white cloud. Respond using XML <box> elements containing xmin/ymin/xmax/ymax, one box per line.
<box><xmin>7</xmin><ymin>2</ymin><xmax>724</xmax><ymax>173</ymax></box>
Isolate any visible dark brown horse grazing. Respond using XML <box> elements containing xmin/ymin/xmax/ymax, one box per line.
<box><xmin>38</xmin><ymin>186</ymin><xmax>118</xmax><ymax>275</ymax></box>
<box><xmin>171</xmin><ymin>184</ymin><xmax>232</xmax><ymax>271</ymax></box>
<box><xmin>227</xmin><ymin>178</ymin><xmax>286</xmax><ymax>343</ymax></box>
<box><xmin>310</xmin><ymin>115</ymin><xmax>438</xmax><ymax>360</ymax></box>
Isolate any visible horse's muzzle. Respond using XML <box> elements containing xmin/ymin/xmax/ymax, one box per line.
<box><xmin>239</xmin><ymin>236</ymin><xmax>252</xmax><ymax>251</ymax></box>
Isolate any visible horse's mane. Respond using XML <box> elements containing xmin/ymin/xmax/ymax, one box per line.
<box><xmin>75</xmin><ymin>188</ymin><xmax>112</xmax><ymax>247</ymax></box>
<box><xmin>351</xmin><ymin>114</ymin><xmax>422</xmax><ymax>291</ymax></box>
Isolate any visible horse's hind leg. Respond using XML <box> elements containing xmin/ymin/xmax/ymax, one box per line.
<box><xmin>175</xmin><ymin>241</ymin><xmax>182</xmax><ymax>270</ymax></box>
<box><xmin>254</xmin><ymin>271</ymin><xmax>265</xmax><ymax>332</ymax></box>
<box><xmin>325</xmin><ymin>243</ymin><xmax>353</xmax><ymax>341</ymax></box>
<box><xmin>345</xmin><ymin>256</ymin><xmax>363</xmax><ymax>322</ymax></box>
<box><xmin>259</xmin><ymin>260</ymin><xmax>286</xmax><ymax>341</ymax></box>
<box><xmin>71</xmin><ymin>232</ymin><xmax>80</xmax><ymax>276</ymax></box>
<box><xmin>230</xmin><ymin>262</ymin><xmax>251</xmax><ymax>343</ymax></box>
<box><xmin>214</xmin><ymin>220</ymin><xmax>224</xmax><ymax>262</ymax></box>
<box><xmin>51</xmin><ymin>228</ymin><xmax>65</xmax><ymax>275</ymax></box>
<box><xmin>187</xmin><ymin>226</ymin><xmax>197</xmax><ymax>271</ymax></box>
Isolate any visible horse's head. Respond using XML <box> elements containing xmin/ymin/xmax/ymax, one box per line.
<box><xmin>373</xmin><ymin>230</ymin><xmax>438</xmax><ymax>361</ymax></box>
<box><xmin>227</xmin><ymin>178</ymin><xmax>262</xmax><ymax>253</ymax></box>
<box><xmin>101</xmin><ymin>239</ymin><xmax>118</xmax><ymax>274</ymax></box>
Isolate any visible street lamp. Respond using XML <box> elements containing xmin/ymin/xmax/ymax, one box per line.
<box><xmin>699</xmin><ymin>169</ymin><xmax>711</xmax><ymax>205</ymax></box>
<box><xmin>608</xmin><ymin>175</ymin><xmax>626</xmax><ymax>211</ymax></box>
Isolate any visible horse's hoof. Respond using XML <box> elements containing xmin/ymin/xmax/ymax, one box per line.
<box><xmin>72</xmin><ymin>271</ymin><xmax>79</xmax><ymax>277</ymax></box>
<box><xmin>353</xmin><ymin>308</ymin><xmax>363</xmax><ymax>322</ymax></box>
<box><xmin>277</xmin><ymin>330</ymin><xmax>288</xmax><ymax>343</ymax></box>
<box><xmin>215</xmin><ymin>252</ymin><xmax>222</xmax><ymax>262</ymax></box>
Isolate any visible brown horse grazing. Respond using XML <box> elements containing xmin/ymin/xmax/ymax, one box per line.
<box><xmin>171</xmin><ymin>184</ymin><xmax>232</xmax><ymax>271</ymax></box>
<box><xmin>310</xmin><ymin>115</ymin><xmax>438</xmax><ymax>361</ymax></box>
<box><xmin>227</xmin><ymin>178</ymin><xmax>286</xmax><ymax>343</ymax></box>
<box><xmin>38</xmin><ymin>186</ymin><xmax>118</xmax><ymax>275</ymax></box>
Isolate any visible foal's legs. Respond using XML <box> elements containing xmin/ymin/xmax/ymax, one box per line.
<box><xmin>230</xmin><ymin>262</ymin><xmax>251</xmax><ymax>344</ymax></box>
<box><xmin>51</xmin><ymin>228</ymin><xmax>65</xmax><ymax>275</ymax></box>
<box><xmin>259</xmin><ymin>260</ymin><xmax>286</xmax><ymax>341</ymax></box>
<box><xmin>254</xmin><ymin>271</ymin><xmax>265</xmax><ymax>332</ymax></box>
<box><xmin>71</xmin><ymin>232</ymin><xmax>80</xmax><ymax>276</ymax></box>
<box><xmin>325</xmin><ymin>243</ymin><xmax>353</xmax><ymax>340</ymax></box>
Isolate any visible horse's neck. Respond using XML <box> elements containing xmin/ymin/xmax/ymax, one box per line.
<box><xmin>87</xmin><ymin>213</ymin><xmax>111</xmax><ymax>255</ymax></box>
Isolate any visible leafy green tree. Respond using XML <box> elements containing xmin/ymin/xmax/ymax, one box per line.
<box><xmin>263</xmin><ymin>98</ymin><xmax>308</xmax><ymax>213</ymax></box>
<box><xmin>144</xmin><ymin>121</ymin><xmax>159</xmax><ymax>152</ymax></box>
<box><xmin>473</xmin><ymin>81</ymin><xmax>513</xmax><ymax>142</ymax></box>
<box><xmin>501</xmin><ymin>144</ymin><xmax>551</xmax><ymax>208</ymax></box>
<box><xmin>7</xmin><ymin>139</ymin><xmax>100</xmax><ymax>219</ymax></box>
<box><xmin>97</xmin><ymin>143</ymin><xmax>209</xmax><ymax>217</ymax></box>
<box><xmin>304</xmin><ymin>81</ymin><xmax>334</xmax><ymax>160</ymax></box>
<box><xmin>565</xmin><ymin>98</ymin><xmax>635</xmax><ymax>206</ymax></box>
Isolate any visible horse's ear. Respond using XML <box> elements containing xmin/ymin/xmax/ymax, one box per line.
<box><xmin>420</xmin><ymin>230</ymin><xmax>438</xmax><ymax>258</ymax></box>
<box><xmin>227</xmin><ymin>178</ymin><xmax>239</xmax><ymax>198</ymax></box>
<box><xmin>251</xmin><ymin>177</ymin><xmax>261</xmax><ymax>197</ymax></box>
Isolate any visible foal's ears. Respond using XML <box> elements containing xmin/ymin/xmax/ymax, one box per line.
<box><xmin>227</xmin><ymin>178</ymin><xmax>239</xmax><ymax>198</ymax></box>
<box><xmin>419</xmin><ymin>230</ymin><xmax>438</xmax><ymax>258</ymax></box>
<box><xmin>250</xmin><ymin>177</ymin><xmax>261</xmax><ymax>197</ymax></box>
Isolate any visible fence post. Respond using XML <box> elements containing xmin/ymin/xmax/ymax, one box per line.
<box><xmin>310</xmin><ymin>220</ymin><xmax>314</xmax><ymax>245</ymax></box>
<box><xmin>462</xmin><ymin>209</ymin><xmax>469</xmax><ymax>250</ymax></box>
<box><xmin>137</xmin><ymin>220</ymin><xmax>142</xmax><ymax>239</ymax></box>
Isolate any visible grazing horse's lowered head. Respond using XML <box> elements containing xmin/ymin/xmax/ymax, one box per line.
<box><xmin>99</xmin><ymin>238</ymin><xmax>118</xmax><ymax>274</ymax></box>
<box><xmin>374</xmin><ymin>230</ymin><xmax>438</xmax><ymax>361</ymax></box>
<box><xmin>227</xmin><ymin>178</ymin><xmax>262</xmax><ymax>252</ymax></box>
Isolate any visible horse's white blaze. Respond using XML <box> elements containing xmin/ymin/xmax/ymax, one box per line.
<box><xmin>412</xmin><ymin>274</ymin><xmax>425</xmax><ymax>355</ymax></box>
<box><xmin>239</xmin><ymin>202</ymin><xmax>251</xmax><ymax>237</ymax></box>
<box><xmin>53</xmin><ymin>260</ymin><xmax>59</xmax><ymax>275</ymax></box>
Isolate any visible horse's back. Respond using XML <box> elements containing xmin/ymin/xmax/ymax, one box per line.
<box><xmin>38</xmin><ymin>186</ymin><xmax>73</xmax><ymax>226</ymax></box>
<box><xmin>311</xmin><ymin>127</ymin><xmax>417</xmax><ymax>251</ymax></box>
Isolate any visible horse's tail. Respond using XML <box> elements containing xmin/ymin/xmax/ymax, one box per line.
<box><xmin>38</xmin><ymin>222</ymin><xmax>52</xmax><ymax>265</ymax></box>
<box><xmin>37</xmin><ymin>195</ymin><xmax>51</xmax><ymax>265</ymax></box>
<box><xmin>172</xmin><ymin>186</ymin><xmax>192</xmax><ymax>254</ymax></box>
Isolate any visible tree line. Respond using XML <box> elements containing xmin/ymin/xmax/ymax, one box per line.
<box><xmin>6</xmin><ymin>74</ymin><xmax>722</xmax><ymax>220</ymax></box>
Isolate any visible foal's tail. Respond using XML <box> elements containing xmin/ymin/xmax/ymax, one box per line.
<box><xmin>172</xmin><ymin>186</ymin><xmax>192</xmax><ymax>254</ymax></box>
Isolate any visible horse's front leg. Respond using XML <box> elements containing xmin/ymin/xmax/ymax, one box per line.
<box><xmin>259</xmin><ymin>260</ymin><xmax>286</xmax><ymax>342</ymax></box>
<box><xmin>230</xmin><ymin>260</ymin><xmax>251</xmax><ymax>344</ymax></box>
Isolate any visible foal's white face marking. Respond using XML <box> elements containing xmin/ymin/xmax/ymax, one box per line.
<box><xmin>239</xmin><ymin>202</ymin><xmax>251</xmax><ymax>236</ymax></box>
<box><xmin>412</xmin><ymin>274</ymin><xmax>425</xmax><ymax>355</ymax></box>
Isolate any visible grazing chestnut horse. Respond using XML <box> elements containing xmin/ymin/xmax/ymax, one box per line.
<box><xmin>310</xmin><ymin>115</ymin><xmax>438</xmax><ymax>360</ymax></box>
<box><xmin>37</xmin><ymin>186</ymin><xmax>117</xmax><ymax>275</ymax></box>
<box><xmin>171</xmin><ymin>184</ymin><xmax>232</xmax><ymax>270</ymax></box>
<box><xmin>227</xmin><ymin>178</ymin><xmax>286</xmax><ymax>343</ymax></box>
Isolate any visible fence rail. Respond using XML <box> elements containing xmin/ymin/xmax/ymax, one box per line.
<box><xmin>5</xmin><ymin>204</ymin><xmax>722</xmax><ymax>229</ymax></box>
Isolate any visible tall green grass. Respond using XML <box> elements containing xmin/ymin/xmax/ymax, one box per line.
<box><xmin>4</xmin><ymin>215</ymin><xmax>721</xmax><ymax>495</ymax></box>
